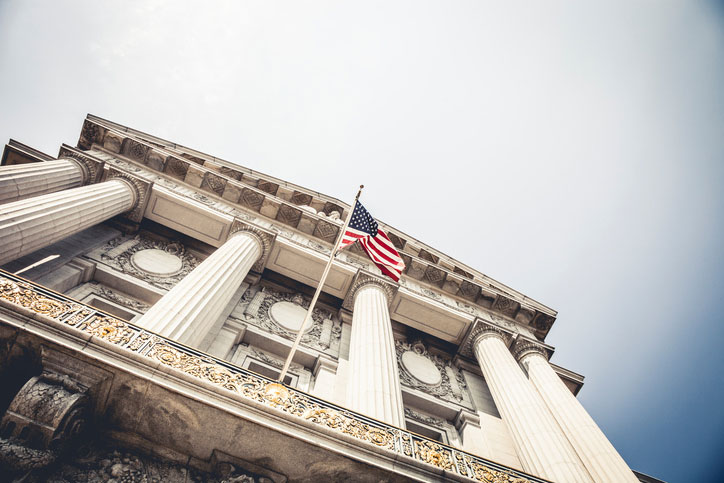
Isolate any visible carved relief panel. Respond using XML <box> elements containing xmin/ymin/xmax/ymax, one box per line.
<box><xmin>86</xmin><ymin>233</ymin><xmax>200</xmax><ymax>290</ymax></box>
<box><xmin>395</xmin><ymin>338</ymin><xmax>473</xmax><ymax>410</ymax></box>
<box><xmin>231</xmin><ymin>283</ymin><xmax>342</xmax><ymax>358</ymax></box>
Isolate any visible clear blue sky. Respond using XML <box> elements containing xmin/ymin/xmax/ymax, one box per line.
<box><xmin>1</xmin><ymin>1</ymin><xmax>723</xmax><ymax>481</ymax></box>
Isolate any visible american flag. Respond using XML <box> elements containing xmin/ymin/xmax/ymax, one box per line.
<box><xmin>339</xmin><ymin>201</ymin><xmax>405</xmax><ymax>282</ymax></box>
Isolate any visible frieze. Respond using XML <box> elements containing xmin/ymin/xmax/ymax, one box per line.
<box><xmin>0</xmin><ymin>273</ymin><xmax>543</xmax><ymax>483</ymax></box>
<box><xmin>94</xmin><ymin>234</ymin><xmax>200</xmax><ymax>290</ymax></box>
<box><xmin>395</xmin><ymin>340</ymin><xmax>470</xmax><ymax>406</ymax></box>
<box><xmin>88</xmin><ymin>147</ymin><xmax>556</xmax><ymax>339</ymax></box>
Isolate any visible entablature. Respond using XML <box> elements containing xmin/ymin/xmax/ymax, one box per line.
<box><xmin>75</xmin><ymin>115</ymin><xmax>557</xmax><ymax>340</ymax></box>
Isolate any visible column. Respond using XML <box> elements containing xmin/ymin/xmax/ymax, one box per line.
<box><xmin>344</xmin><ymin>271</ymin><xmax>405</xmax><ymax>427</ymax></box>
<box><xmin>135</xmin><ymin>224</ymin><xmax>271</xmax><ymax>348</ymax></box>
<box><xmin>0</xmin><ymin>158</ymin><xmax>95</xmax><ymax>204</ymax></box>
<box><xmin>470</xmin><ymin>324</ymin><xmax>592</xmax><ymax>482</ymax></box>
<box><xmin>0</xmin><ymin>178</ymin><xmax>139</xmax><ymax>266</ymax></box>
<box><xmin>518</xmin><ymin>343</ymin><xmax>639</xmax><ymax>482</ymax></box>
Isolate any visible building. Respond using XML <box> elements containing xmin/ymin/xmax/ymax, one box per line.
<box><xmin>0</xmin><ymin>115</ymin><xmax>647</xmax><ymax>482</ymax></box>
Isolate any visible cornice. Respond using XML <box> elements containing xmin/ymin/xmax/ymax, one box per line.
<box><xmin>457</xmin><ymin>318</ymin><xmax>515</xmax><ymax>359</ymax></box>
<box><xmin>58</xmin><ymin>144</ymin><xmax>105</xmax><ymax>185</ymax></box>
<box><xmin>342</xmin><ymin>269</ymin><xmax>399</xmax><ymax>310</ymax></box>
<box><xmin>105</xmin><ymin>167</ymin><xmax>153</xmax><ymax>223</ymax></box>
<box><xmin>229</xmin><ymin>219</ymin><xmax>276</xmax><ymax>273</ymax></box>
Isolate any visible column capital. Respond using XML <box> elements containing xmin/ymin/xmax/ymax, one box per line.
<box><xmin>229</xmin><ymin>219</ymin><xmax>276</xmax><ymax>273</ymax></box>
<box><xmin>105</xmin><ymin>167</ymin><xmax>154</xmax><ymax>222</ymax></box>
<box><xmin>58</xmin><ymin>145</ymin><xmax>105</xmax><ymax>185</ymax></box>
<box><xmin>458</xmin><ymin>318</ymin><xmax>515</xmax><ymax>358</ymax></box>
<box><xmin>342</xmin><ymin>269</ymin><xmax>398</xmax><ymax>310</ymax></box>
<box><xmin>512</xmin><ymin>337</ymin><xmax>554</xmax><ymax>363</ymax></box>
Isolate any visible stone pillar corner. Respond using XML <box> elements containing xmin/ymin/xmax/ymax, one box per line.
<box><xmin>313</xmin><ymin>354</ymin><xmax>338</xmax><ymax>377</ymax></box>
<box><xmin>454</xmin><ymin>408</ymin><xmax>481</xmax><ymax>432</ymax></box>
<box><xmin>105</xmin><ymin>166</ymin><xmax>153</xmax><ymax>222</ymax></box>
<box><xmin>228</xmin><ymin>219</ymin><xmax>276</xmax><ymax>272</ymax></box>
<box><xmin>342</xmin><ymin>269</ymin><xmax>399</xmax><ymax>310</ymax></box>
<box><xmin>512</xmin><ymin>337</ymin><xmax>554</xmax><ymax>363</ymax></box>
<box><xmin>58</xmin><ymin>144</ymin><xmax>105</xmax><ymax>184</ymax></box>
<box><xmin>457</xmin><ymin>317</ymin><xmax>515</xmax><ymax>359</ymax></box>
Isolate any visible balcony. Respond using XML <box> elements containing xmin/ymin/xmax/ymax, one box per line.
<box><xmin>0</xmin><ymin>269</ymin><xmax>548</xmax><ymax>482</ymax></box>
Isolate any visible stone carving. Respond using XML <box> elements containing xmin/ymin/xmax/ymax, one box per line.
<box><xmin>248</xmin><ymin>349</ymin><xmax>304</xmax><ymax>373</ymax></box>
<box><xmin>105</xmin><ymin>167</ymin><xmax>154</xmax><ymax>223</ymax></box>
<box><xmin>19</xmin><ymin>446</ymin><xmax>259</xmax><ymax>483</ymax></box>
<box><xmin>235</xmin><ymin>285</ymin><xmax>340</xmax><ymax>355</ymax></box>
<box><xmin>395</xmin><ymin>340</ymin><xmax>469</xmax><ymax>405</ymax></box>
<box><xmin>0</xmin><ymin>275</ymin><xmax>537</xmax><ymax>482</ymax></box>
<box><xmin>404</xmin><ymin>407</ymin><xmax>446</xmax><ymax>430</ymax></box>
<box><xmin>0</xmin><ymin>373</ymin><xmax>89</xmax><ymax>477</ymax></box>
<box><xmin>342</xmin><ymin>270</ymin><xmax>398</xmax><ymax>310</ymax></box>
<box><xmin>228</xmin><ymin>219</ymin><xmax>276</xmax><ymax>273</ymax></box>
<box><xmin>459</xmin><ymin>318</ymin><xmax>515</xmax><ymax>359</ymax></box>
<box><xmin>97</xmin><ymin>234</ymin><xmax>199</xmax><ymax>290</ymax></box>
<box><xmin>58</xmin><ymin>145</ymin><xmax>105</xmax><ymax>185</ymax></box>
<box><xmin>512</xmin><ymin>338</ymin><xmax>551</xmax><ymax>363</ymax></box>
<box><xmin>88</xmin><ymin>282</ymin><xmax>150</xmax><ymax>313</ymax></box>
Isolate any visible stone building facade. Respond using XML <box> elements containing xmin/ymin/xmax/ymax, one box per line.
<box><xmin>0</xmin><ymin>116</ymin><xmax>645</xmax><ymax>482</ymax></box>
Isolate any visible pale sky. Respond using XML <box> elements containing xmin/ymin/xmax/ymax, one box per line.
<box><xmin>1</xmin><ymin>1</ymin><xmax>723</xmax><ymax>480</ymax></box>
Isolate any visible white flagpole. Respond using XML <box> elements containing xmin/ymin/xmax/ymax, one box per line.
<box><xmin>277</xmin><ymin>185</ymin><xmax>364</xmax><ymax>383</ymax></box>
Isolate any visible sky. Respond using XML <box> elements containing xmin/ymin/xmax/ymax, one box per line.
<box><xmin>1</xmin><ymin>1</ymin><xmax>723</xmax><ymax>481</ymax></box>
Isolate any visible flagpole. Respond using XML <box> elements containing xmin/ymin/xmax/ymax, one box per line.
<box><xmin>277</xmin><ymin>185</ymin><xmax>364</xmax><ymax>383</ymax></box>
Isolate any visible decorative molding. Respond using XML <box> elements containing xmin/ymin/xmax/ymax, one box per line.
<box><xmin>342</xmin><ymin>269</ymin><xmax>398</xmax><ymax>310</ymax></box>
<box><xmin>88</xmin><ymin>282</ymin><xmax>150</xmax><ymax>312</ymax></box>
<box><xmin>105</xmin><ymin>166</ymin><xmax>153</xmax><ymax>222</ymax></box>
<box><xmin>95</xmin><ymin>234</ymin><xmax>200</xmax><ymax>290</ymax></box>
<box><xmin>229</xmin><ymin>219</ymin><xmax>276</xmax><ymax>273</ymax></box>
<box><xmin>458</xmin><ymin>318</ymin><xmax>515</xmax><ymax>359</ymax></box>
<box><xmin>404</xmin><ymin>407</ymin><xmax>446</xmax><ymax>430</ymax></box>
<box><xmin>58</xmin><ymin>144</ymin><xmax>105</xmax><ymax>184</ymax></box>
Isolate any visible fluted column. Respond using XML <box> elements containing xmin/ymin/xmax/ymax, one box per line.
<box><xmin>135</xmin><ymin>224</ymin><xmax>272</xmax><ymax>348</ymax></box>
<box><xmin>0</xmin><ymin>178</ymin><xmax>139</xmax><ymax>266</ymax></box>
<box><xmin>344</xmin><ymin>271</ymin><xmax>405</xmax><ymax>427</ymax></box>
<box><xmin>0</xmin><ymin>159</ymin><xmax>89</xmax><ymax>204</ymax></box>
<box><xmin>518</xmin><ymin>344</ymin><xmax>638</xmax><ymax>482</ymax></box>
<box><xmin>470</xmin><ymin>325</ymin><xmax>592</xmax><ymax>482</ymax></box>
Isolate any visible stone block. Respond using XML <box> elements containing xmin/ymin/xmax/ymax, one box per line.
<box><xmin>313</xmin><ymin>219</ymin><xmax>339</xmax><ymax>244</ymax></box>
<box><xmin>297</xmin><ymin>213</ymin><xmax>316</xmax><ymax>235</ymax></box>
<box><xmin>222</xmin><ymin>181</ymin><xmax>243</xmax><ymax>203</ymax></box>
<box><xmin>442</xmin><ymin>273</ymin><xmax>463</xmax><ymax>295</ymax></box>
<box><xmin>184</xmin><ymin>165</ymin><xmax>205</xmax><ymax>188</ymax></box>
<box><xmin>239</xmin><ymin>188</ymin><xmax>264</xmax><ymax>212</ymax></box>
<box><xmin>276</xmin><ymin>186</ymin><xmax>294</xmax><ymax>201</ymax></box>
<box><xmin>276</xmin><ymin>203</ymin><xmax>302</xmax><ymax>228</ymax></box>
<box><xmin>259</xmin><ymin>198</ymin><xmax>280</xmax><ymax>219</ymax></box>
<box><xmin>103</xmin><ymin>132</ymin><xmax>123</xmax><ymax>153</ymax></box>
<box><xmin>201</xmin><ymin>172</ymin><xmax>226</xmax><ymax>196</ymax></box>
<box><xmin>164</xmin><ymin>156</ymin><xmax>189</xmax><ymax>180</ymax></box>
<box><xmin>146</xmin><ymin>150</ymin><xmax>166</xmax><ymax>171</ymax></box>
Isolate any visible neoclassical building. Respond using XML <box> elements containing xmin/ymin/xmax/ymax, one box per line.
<box><xmin>0</xmin><ymin>116</ymin><xmax>650</xmax><ymax>482</ymax></box>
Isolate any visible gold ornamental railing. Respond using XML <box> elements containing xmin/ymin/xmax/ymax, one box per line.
<box><xmin>0</xmin><ymin>270</ymin><xmax>547</xmax><ymax>483</ymax></box>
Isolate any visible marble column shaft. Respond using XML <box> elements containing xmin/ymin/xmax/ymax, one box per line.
<box><xmin>346</xmin><ymin>283</ymin><xmax>405</xmax><ymax>427</ymax></box>
<box><xmin>135</xmin><ymin>231</ymin><xmax>262</xmax><ymax>348</ymax></box>
<box><xmin>0</xmin><ymin>179</ymin><xmax>136</xmax><ymax>266</ymax></box>
<box><xmin>473</xmin><ymin>333</ymin><xmax>593</xmax><ymax>482</ymax></box>
<box><xmin>521</xmin><ymin>351</ymin><xmax>639</xmax><ymax>482</ymax></box>
<box><xmin>0</xmin><ymin>159</ymin><xmax>86</xmax><ymax>204</ymax></box>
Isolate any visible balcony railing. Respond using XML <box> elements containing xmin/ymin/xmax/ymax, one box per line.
<box><xmin>0</xmin><ymin>269</ymin><xmax>548</xmax><ymax>483</ymax></box>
